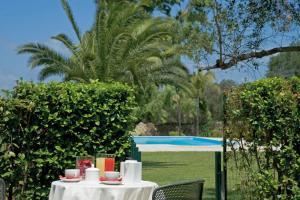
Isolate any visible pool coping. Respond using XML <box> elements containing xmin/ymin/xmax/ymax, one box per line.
<box><xmin>134</xmin><ymin>136</ymin><xmax>222</xmax><ymax>144</ymax></box>
<box><xmin>134</xmin><ymin>136</ymin><xmax>224</xmax><ymax>151</ymax></box>
<box><xmin>137</xmin><ymin>144</ymin><xmax>226</xmax><ymax>152</ymax></box>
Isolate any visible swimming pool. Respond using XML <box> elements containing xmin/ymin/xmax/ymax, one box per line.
<box><xmin>133</xmin><ymin>136</ymin><xmax>222</xmax><ymax>146</ymax></box>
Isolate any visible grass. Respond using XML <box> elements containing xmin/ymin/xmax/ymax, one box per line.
<box><xmin>142</xmin><ymin>152</ymin><xmax>242</xmax><ymax>200</ymax></box>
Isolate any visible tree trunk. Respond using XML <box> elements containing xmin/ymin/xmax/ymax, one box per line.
<box><xmin>177</xmin><ymin>100</ymin><xmax>182</xmax><ymax>134</ymax></box>
<box><xmin>195</xmin><ymin>96</ymin><xmax>200</xmax><ymax>136</ymax></box>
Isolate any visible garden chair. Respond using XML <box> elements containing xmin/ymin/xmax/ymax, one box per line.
<box><xmin>152</xmin><ymin>179</ymin><xmax>205</xmax><ymax>200</ymax></box>
<box><xmin>0</xmin><ymin>178</ymin><xmax>5</xmax><ymax>200</ymax></box>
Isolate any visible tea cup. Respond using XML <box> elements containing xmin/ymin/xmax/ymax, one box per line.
<box><xmin>65</xmin><ymin>169</ymin><xmax>80</xmax><ymax>179</ymax></box>
<box><xmin>104</xmin><ymin>171</ymin><xmax>120</xmax><ymax>180</ymax></box>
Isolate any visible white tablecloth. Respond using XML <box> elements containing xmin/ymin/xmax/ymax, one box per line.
<box><xmin>49</xmin><ymin>180</ymin><xmax>158</xmax><ymax>200</ymax></box>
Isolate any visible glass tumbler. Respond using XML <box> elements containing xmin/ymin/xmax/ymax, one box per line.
<box><xmin>96</xmin><ymin>153</ymin><xmax>115</xmax><ymax>176</ymax></box>
<box><xmin>76</xmin><ymin>156</ymin><xmax>94</xmax><ymax>177</ymax></box>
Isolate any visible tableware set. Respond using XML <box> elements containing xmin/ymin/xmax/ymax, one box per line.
<box><xmin>60</xmin><ymin>154</ymin><xmax>142</xmax><ymax>185</ymax></box>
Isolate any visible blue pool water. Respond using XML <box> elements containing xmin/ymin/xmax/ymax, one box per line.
<box><xmin>133</xmin><ymin>136</ymin><xmax>222</xmax><ymax>146</ymax></box>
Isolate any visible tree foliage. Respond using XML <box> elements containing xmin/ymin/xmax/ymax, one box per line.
<box><xmin>219</xmin><ymin>79</ymin><xmax>237</xmax><ymax>92</ymax></box>
<box><xmin>267</xmin><ymin>42</ymin><xmax>300</xmax><ymax>78</ymax></box>
<box><xmin>168</xmin><ymin>0</ymin><xmax>300</xmax><ymax>71</ymax></box>
<box><xmin>142</xmin><ymin>71</ymin><xmax>224</xmax><ymax>135</ymax></box>
<box><xmin>128</xmin><ymin>0</ymin><xmax>183</xmax><ymax>15</ymax></box>
<box><xmin>18</xmin><ymin>0</ymin><xmax>189</xmax><ymax>101</ymax></box>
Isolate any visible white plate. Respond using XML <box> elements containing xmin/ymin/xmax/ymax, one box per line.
<box><xmin>60</xmin><ymin>177</ymin><xmax>82</xmax><ymax>182</ymax></box>
<box><xmin>101</xmin><ymin>181</ymin><xmax>123</xmax><ymax>185</ymax></box>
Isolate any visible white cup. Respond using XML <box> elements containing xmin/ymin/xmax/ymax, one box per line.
<box><xmin>65</xmin><ymin>169</ymin><xmax>80</xmax><ymax>179</ymax></box>
<box><xmin>105</xmin><ymin>171</ymin><xmax>120</xmax><ymax>180</ymax></box>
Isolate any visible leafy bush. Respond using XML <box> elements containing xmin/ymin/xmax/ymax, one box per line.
<box><xmin>225</xmin><ymin>77</ymin><xmax>300</xmax><ymax>199</ymax></box>
<box><xmin>168</xmin><ymin>131</ymin><xmax>185</xmax><ymax>136</ymax></box>
<box><xmin>0</xmin><ymin>80</ymin><xmax>137</xmax><ymax>199</ymax></box>
<box><xmin>199</xmin><ymin>120</ymin><xmax>223</xmax><ymax>137</ymax></box>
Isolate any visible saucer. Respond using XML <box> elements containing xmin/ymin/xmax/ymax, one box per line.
<box><xmin>101</xmin><ymin>181</ymin><xmax>123</xmax><ymax>185</ymax></box>
<box><xmin>59</xmin><ymin>176</ymin><xmax>82</xmax><ymax>182</ymax></box>
<box><xmin>100</xmin><ymin>176</ymin><xmax>122</xmax><ymax>182</ymax></box>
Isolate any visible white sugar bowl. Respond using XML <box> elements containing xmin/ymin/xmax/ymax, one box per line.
<box><xmin>85</xmin><ymin>164</ymin><xmax>100</xmax><ymax>181</ymax></box>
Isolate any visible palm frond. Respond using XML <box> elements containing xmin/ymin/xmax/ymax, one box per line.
<box><xmin>18</xmin><ymin>43</ymin><xmax>70</xmax><ymax>69</ymax></box>
<box><xmin>60</xmin><ymin>0</ymin><xmax>81</xmax><ymax>42</ymax></box>
<box><xmin>95</xmin><ymin>0</ymin><xmax>110</xmax><ymax>77</ymax></box>
<box><xmin>51</xmin><ymin>33</ymin><xmax>77</xmax><ymax>54</ymax></box>
<box><xmin>38</xmin><ymin>65</ymin><xmax>69</xmax><ymax>81</ymax></box>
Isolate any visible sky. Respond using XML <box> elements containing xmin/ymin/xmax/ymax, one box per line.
<box><xmin>0</xmin><ymin>0</ymin><xmax>268</xmax><ymax>91</ymax></box>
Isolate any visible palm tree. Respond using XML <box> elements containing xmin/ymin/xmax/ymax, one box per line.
<box><xmin>190</xmin><ymin>71</ymin><xmax>215</xmax><ymax>135</ymax></box>
<box><xmin>18</xmin><ymin>0</ymin><xmax>188</xmax><ymax>97</ymax></box>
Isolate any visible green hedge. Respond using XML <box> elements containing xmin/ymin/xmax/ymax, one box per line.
<box><xmin>0</xmin><ymin>80</ymin><xmax>137</xmax><ymax>199</ymax></box>
<box><xmin>225</xmin><ymin>77</ymin><xmax>300</xmax><ymax>199</ymax></box>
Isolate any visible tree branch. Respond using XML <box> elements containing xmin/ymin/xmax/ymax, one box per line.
<box><xmin>201</xmin><ymin>46</ymin><xmax>300</xmax><ymax>71</ymax></box>
<box><xmin>213</xmin><ymin>0</ymin><xmax>223</xmax><ymax>66</ymax></box>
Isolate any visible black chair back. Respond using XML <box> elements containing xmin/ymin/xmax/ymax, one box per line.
<box><xmin>152</xmin><ymin>179</ymin><xmax>205</xmax><ymax>200</ymax></box>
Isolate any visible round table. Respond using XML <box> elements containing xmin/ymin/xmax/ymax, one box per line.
<box><xmin>49</xmin><ymin>180</ymin><xmax>158</xmax><ymax>200</ymax></box>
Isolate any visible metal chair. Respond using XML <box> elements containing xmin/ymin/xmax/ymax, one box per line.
<box><xmin>152</xmin><ymin>179</ymin><xmax>205</xmax><ymax>200</ymax></box>
<box><xmin>0</xmin><ymin>178</ymin><xmax>5</xmax><ymax>200</ymax></box>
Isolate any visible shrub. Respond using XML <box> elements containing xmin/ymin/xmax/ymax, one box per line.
<box><xmin>168</xmin><ymin>131</ymin><xmax>185</xmax><ymax>136</ymax></box>
<box><xmin>0</xmin><ymin>80</ymin><xmax>137</xmax><ymax>199</ymax></box>
<box><xmin>225</xmin><ymin>77</ymin><xmax>300</xmax><ymax>199</ymax></box>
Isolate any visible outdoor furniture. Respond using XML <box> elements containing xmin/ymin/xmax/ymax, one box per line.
<box><xmin>49</xmin><ymin>180</ymin><xmax>158</xmax><ymax>200</ymax></box>
<box><xmin>0</xmin><ymin>178</ymin><xmax>5</xmax><ymax>200</ymax></box>
<box><xmin>152</xmin><ymin>179</ymin><xmax>205</xmax><ymax>200</ymax></box>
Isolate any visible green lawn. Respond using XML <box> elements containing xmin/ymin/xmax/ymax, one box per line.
<box><xmin>142</xmin><ymin>152</ymin><xmax>241</xmax><ymax>200</ymax></box>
